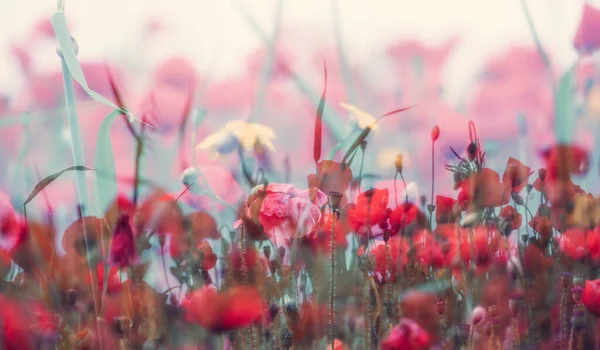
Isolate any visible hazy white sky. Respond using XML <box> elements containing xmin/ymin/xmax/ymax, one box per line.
<box><xmin>0</xmin><ymin>0</ymin><xmax>589</xmax><ymax>101</ymax></box>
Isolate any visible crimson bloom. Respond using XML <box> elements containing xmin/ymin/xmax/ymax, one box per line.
<box><xmin>303</xmin><ymin>212</ymin><xmax>349</xmax><ymax>252</ymax></box>
<box><xmin>502</xmin><ymin>157</ymin><xmax>533</xmax><ymax>193</ymax></box>
<box><xmin>389</xmin><ymin>202</ymin><xmax>421</xmax><ymax>235</ymax></box>
<box><xmin>382</xmin><ymin>318</ymin><xmax>431</xmax><ymax>350</ymax></box>
<box><xmin>435</xmin><ymin>196</ymin><xmax>459</xmax><ymax>224</ymax></box>
<box><xmin>108</xmin><ymin>214</ymin><xmax>138</xmax><ymax>268</ymax></box>
<box><xmin>557</xmin><ymin>228</ymin><xmax>586</xmax><ymax>261</ymax></box>
<box><xmin>582</xmin><ymin>279</ymin><xmax>600</xmax><ymax>316</ymax></box>
<box><xmin>181</xmin><ymin>286</ymin><xmax>263</xmax><ymax>332</ymax></box>
<box><xmin>413</xmin><ymin>229</ymin><xmax>446</xmax><ymax>268</ymax></box>
<box><xmin>348</xmin><ymin>188</ymin><xmax>389</xmax><ymax>234</ymax></box>
<box><xmin>459</xmin><ymin>226</ymin><xmax>508</xmax><ymax>271</ymax></box>
<box><xmin>370</xmin><ymin>236</ymin><xmax>410</xmax><ymax>284</ymax></box>
<box><xmin>574</xmin><ymin>3</ymin><xmax>600</xmax><ymax>55</ymax></box>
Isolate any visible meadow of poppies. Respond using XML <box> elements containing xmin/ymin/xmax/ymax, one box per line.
<box><xmin>3</xmin><ymin>1</ymin><xmax>600</xmax><ymax>349</ymax></box>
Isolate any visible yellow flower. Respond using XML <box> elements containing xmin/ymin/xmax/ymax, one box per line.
<box><xmin>339</xmin><ymin>102</ymin><xmax>379</xmax><ymax>131</ymax></box>
<box><xmin>196</xmin><ymin>120</ymin><xmax>275</xmax><ymax>155</ymax></box>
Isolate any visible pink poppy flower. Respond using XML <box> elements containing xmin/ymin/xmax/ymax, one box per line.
<box><xmin>238</xmin><ymin>183</ymin><xmax>327</xmax><ymax>246</ymax></box>
<box><xmin>382</xmin><ymin>318</ymin><xmax>430</xmax><ymax>350</ymax></box>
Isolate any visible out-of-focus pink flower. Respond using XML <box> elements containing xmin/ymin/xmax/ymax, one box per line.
<box><xmin>387</xmin><ymin>38</ymin><xmax>457</xmax><ymax>102</ymax></box>
<box><xmin>152</xmin><ymin>57</ymin><xmax>198</xmax><ymax>93</ymax></box>
<box><xmin>382</xmin><ymin>318</ymin><xmax>430</xmax><ymax>350</ymax></box>
<box><xmin>468</xmin><ymin>46</ymin><xmax>554</xmax><ymax>140</ymax></box>
<box><xmin>245</xmin><ymin>46</ymin><xmax>294</xmax><ymax>80</ymax></box>
<box><xmin>574</xmin><ymin>3</ymin><xmax>600</xmax><ymax>55</ymax></box>
<box><xmin>142</xmin><ymin>83</ymin><xmax>192</xmax><ymax>134</ymax></box>
<box><xmin>238</xmin><ymin>183</ymin><xmax>327</xmax><ymax>245</ymax></box>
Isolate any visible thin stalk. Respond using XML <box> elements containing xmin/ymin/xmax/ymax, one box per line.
<box><xmin>394</xmin><ymin>171</ymin><xmax>399</xmax><ymax>208</ymax></box>
<box><xmin>60</xmin><ymin>57</ymin><xmax>102</xmax><ymax>349</ymax></box>
<box><xmin>429</xmin><ymin>140</ymin><xmax>435</xmax><ymax>228</ymax></box>
<box><xmin>399</xmin><ymin>171</ymin><xmax>409</xmax><ymax>204</ymax></box>
<box><xmin>520</xmin><ymin>0</ymin><xmax>556</xmax><ymax>92</ymax></box>
<box><xmin>330</xmin><ymin>0</ymin><xmax>356</xmax><ymax>103</ymax></box>
<box><xmin>329</xmin><ymin>210</ymin><xmax>336</xmax><ymax>344</ymax></box>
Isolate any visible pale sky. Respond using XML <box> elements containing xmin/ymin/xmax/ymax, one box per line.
<box><xmin>0</xmin><ymin>0</ymin><xmax>588</xmax><ymax>102</ymax></box>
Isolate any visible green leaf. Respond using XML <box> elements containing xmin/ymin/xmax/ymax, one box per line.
<box><xmin>94</xmin><ymin>110</ymin><xmax>121</xmax><ymax>221</ymax></box>
<box><xmin>23</xmin><ymin>166</ymin><xmax>94</xmax><ymax>206</ymax></box>
<box><xmin>554</xmin><ymin>64</ymin><xmax>576</xmax><ymax>144</ymax></box>
<box><xmin>50</xmin><ymin>12</ymin><xmax>150</xmax><ymax>127</ymax></box>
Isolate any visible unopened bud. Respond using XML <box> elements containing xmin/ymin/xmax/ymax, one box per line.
<box><xmin>181</xmin><ymin>167</ymin><xmax>199</xmax><ymax>187</ymax></box>
<box><xmin>395</xmin><ymin>154</ymin><xmax>404</xmax><ymax>173</ymax></box>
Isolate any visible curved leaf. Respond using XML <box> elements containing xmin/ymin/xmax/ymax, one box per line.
<box><xmin>95</xmin><ymin>110</ymin><xmax>121</xmax><ymax>225</ymax></box>
<box><xmin>23</xmin><ymin>166</ymin><xmax>94</xmax><ymax>206</ymax></box>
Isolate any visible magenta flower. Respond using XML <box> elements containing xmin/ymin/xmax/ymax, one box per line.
<box><xmin>574</xmin><ymin>3</ymin><xmax>600</xmax><ymax>55</ymax></box>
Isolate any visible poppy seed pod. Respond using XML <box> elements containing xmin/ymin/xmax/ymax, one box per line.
<box><xmin>395</xmin><ymin>154</ymin><xmax>404</xmax><ymax>173</ymax></box>
<box><xmin>181</xmin><ymin>166</ymin><xmax>199</xmax><ymax>187</ymax></box>
<box><xmin>431</xmin><ymin>125</ymin><xmax>440</xmax><ymax>142</ymax></box>
<box><xmin>329</xmin><ymin>191</ymin><xmax>343</xmax><ymax>214</ymax></box>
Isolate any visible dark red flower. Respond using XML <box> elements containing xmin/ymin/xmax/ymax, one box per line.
<box><xmin>459</xmin><ymin>226</ymin><xmax>507</xmax><ymax>270</ymax></box>
<box><xmin>574</xmin><ymin>3</ymin><xmax>600</xmax><ymax>55</ymax></box>
<box><xmin>502</xmin><ymin>157</ymin><xmax>533</xmax><ymax>193</ymax></box>
<box><xmin>347</xmin><ymin>189</ymin><xmax>389</xmax><ymax>234</ymax></box>
<box><xmin>382</xmin><ymin>318</ymin><xmax>430</xmax><ymax>350</ymax></box>
<box><xmin>500</xmin><ymin>205</ymin><xmax>522</xmax><ymax>231</ymax></box>
<box><xmin>458</xmin><ymin>168</ymin><xmax>510</xmax><ymax>208</ymax></box>
<box><xmin>182</xmin><ymin>286</ymin><xmax>263</xmax><ymax>331</ymax></box>
<box><xmin>186</xmin><ymin>212</ymin><xmax>220</xmax><ymax>240</ymax></box>
<box><xmin>435</xmin><ymin>196</ymin><xmax>459</xmax><ymax>224</ymax></box>
<box><xmin>134</xmin><ymin>190</ymin><xmax>184</xmax><ymax>237</ymax></box>
<box><xmin>389</xmin><ymin>202</ymin><xmax>420</xmax><ymax>234</ymax></box>
<box><xmin>292</xmin><ymin>302</ymin><xmax>328</xmax><ymax>342</ymax></box>
<box><xmin>307</xmin><ymin>160</ymin><xmax>353</xmax><ymax>196</ymax></box>
<box><xmin>582</xmin><ymin>279</ymin><xmax>600</xmax><ymax>316</ymax></box>
<box><xmin>108</xmin><ymin>214</ymin><xmax>137</xmax><ymax>268</ymax></box>
<box><xmin>587</xmin><ymin>228</ymin><xmax>600</xmax><ymax>263</ymax></box>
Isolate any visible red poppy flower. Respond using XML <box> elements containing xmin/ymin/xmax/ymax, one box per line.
<box><xmin>557</xmin><ymin>228</ymin><xmax>586</xmax><ymax>260</ymax></box>
<box><xmin>307</xmin><ymin>160</ymin><xmax>353</xmax><ymax>196</ymax></box>
<box><xmin>182</xmin><ymin>286</ymin><xmax>263</xmax><ymax>331</ymax></box>
<box><xmin>348</xmin><ymin>189</ymin><xmax>390</xmax><ymax>234</ymax></box>
<box><xmin>435</xmin><ymin>196</ymin><xmax>459</xmax><ymax>224</ymax></box>
<box><xmin>185</xmin><ymin>212</ymin><xmax>220</xmax><ymax>240</ymax></box>
<box><xmin>104</xmin><ymin>194</ymin><xmax>136</xmax><ymax>229</ymax></box>
<box><xmin>327</xmin><ymin>339</ymin><xmax>348</xmax><ymax>350</ymax></box>
<box><xmin>413</xmin><ymin>229</ymin><xmax>446</xmax><ymax>268</ymax></box>
<box><xmin>108</xmin><ymin>214</ymin><xmax>138</xmax><ymax>268</ymax></box>
<box><xmin>523</xmin><ymin>243</ymin><xmax>552</xmax><ymax>275</ymax></box>
<box><xmin>90</xmin><ymin>263</ymin><xmax>122</xmax><ymax>295</ymax></box>
<box><xmin>500</xmin><ymin>205</ymin><xmax>522</xmax><ymax>231</ymax></box>
<box><xmin>459</xmin><ymin>226</ymin><xmax>507</xmax><ymax>270</ymax></box>
<box><xmin>541</xmin><ymin>144</ymin><xmax>589</xmax><ymax>179</ymax></box>
<box><xmin>502</xmin><ymin>157</ymin><xmax>533</xmax><ymax>193</ymax></box>
<box><xmin>382</xmin><ymin>318</ymin><xmax>430</xmax><ymax>350</ymax></box>
<box><xmin>62</xmin><ymin>216</ymin><xmax>110</xmax><ymax>259</ymax></box>
<box><xmin>371</xmin><ymin>236</ymin><xmax>410</xmax><ymax>284</ymax></box>
<box><xmin>582</xmin><ymin>279</ymin><xmax>600</xmax><ymax>316</ymax></box>
<box><xmin>0</xmin><ymin>297</ymin><xmax>56</xmax><ymax>349</ymax></box>
<box><xmin>587</xmin><ymin>228</ymin><xmax>600</xmax><ymax>263</ymax></box>
<box><xmin>458</xmin><ymin>168</ymin><xmax>510</xmax><ymax>208</ymax></box>
<box><xmin>134</xmin><ymin>190</ymin><xmax>184</xmax><ymax>237</ymax></box>
<box><xmin>194</xmin><ymin>241</ymin><xmax>218</xmax><ymax>271</ymax></box>
<box><xmin>389</xmin><ymin>202</ymin><xmax>420</xmax><ymax>234</ymax></box>
<box><xmin>303</xmin><ymin>212</ymin><xmax>349</xmax><ymax>252</ymax></box>
<box><xmin>574</xmin><ymin>3</ymin><xmax>600</xmax><ymax>55</ymax></box>
<box><xmin>292</xmin><ymin>302</ymin><xmax>328</xmax><ymax>342</ymax></box>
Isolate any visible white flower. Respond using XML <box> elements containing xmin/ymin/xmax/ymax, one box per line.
<box><xmin>196</xmin><ymin>120</ymin><xmax>276</xmax><ymax>155</ymax></box>
<box><xmin>339</xmin><ymin>101</ymin><xmax>378</xmax><ymax>131</ymax></box>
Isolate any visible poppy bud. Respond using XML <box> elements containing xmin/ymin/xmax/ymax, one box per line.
<box><xmin>263</xmin><ymin>245</ymin><xmax>271</xmax><ymax>259</ymax></box>
<box><xmin>56</xmin><ymin>36</ymin><xmax>79</xmax><ymax>59</ymax></box>
<box><xmin>395</xmin><ymin>154</ymin><xmax>404</xmax><ymax>173</ymax></box>
<box><xmin>65</xmin><ymin>289</ymin><xmax>77</xmax><ymax>306</ymax></box>
<box><xmin>467</xmin><ymin>142</ymin><xmax>478</xmax><ymax>160</ymax></box>
<box><xmin>562</xmin><ymin>272</ymin><xmax>573</xmax><ymax>288</ymax></box>
<box><xmin>269</xmin><ymin>304</ymin><xmax>279</xmax><ymax>320</ymax></box>
<box><xmin>181</xmin><ymin>166</ymin><xmax>199</xmax><ymax>187</ymax></box>
<box><xmin>431</xmin><ymin>125</ymin><xmax>440</xmax><ymax>142</ymax></box>
<box><xmin>538</xmin><ymin>168</ymin><xmax>547</xmax><ymax>181</ymax></box>
<box><xmin>278</xmin><ymin>246</ymin><xmax>286</xmax><ymax>259</ymax></box>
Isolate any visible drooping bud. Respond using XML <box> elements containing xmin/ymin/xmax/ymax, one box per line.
<box><xmin>181</xmin><ymin>166</ymin><xmax>199</xmax><ymax>187</ymax></box>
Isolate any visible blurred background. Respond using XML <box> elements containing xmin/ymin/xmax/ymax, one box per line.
<box><xmin>0</xmin><ymin>0</ymin><xmax>597</xmax><ymax>240</ymax></box>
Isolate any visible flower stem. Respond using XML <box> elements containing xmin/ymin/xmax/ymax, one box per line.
<box><xmin>60</xmin><ymin>57</ymin><xmax>103</xmax><ymax>349</ymax></box>
<box><xmin>329</xmin><ymin>210</ymin><xmax>336</xmax><ymax>344</ymax></box>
